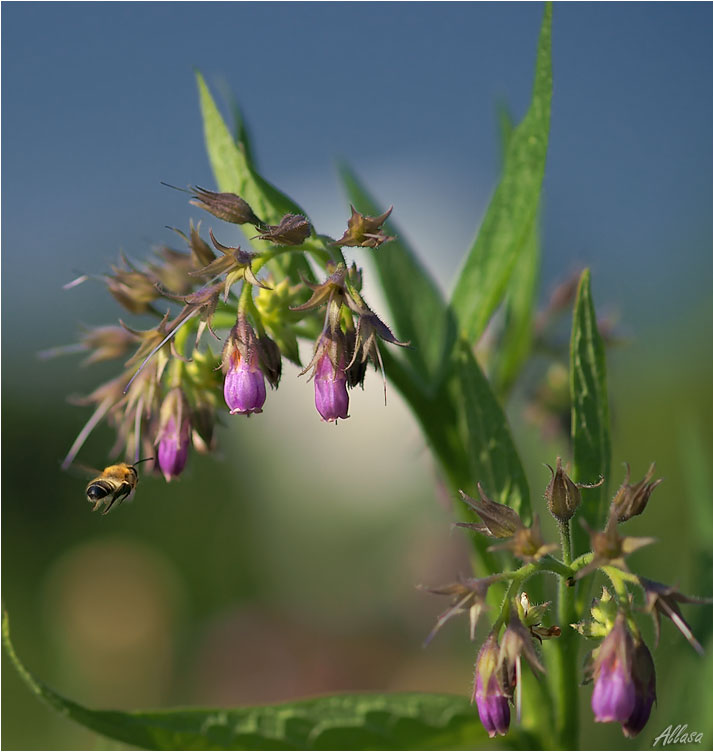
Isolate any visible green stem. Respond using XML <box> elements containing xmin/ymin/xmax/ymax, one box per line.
<box><xmin>550</xmin><ymin>519</ymin><xmax>578</xmax><ymax>749</ymax></box>
<box><xmin>601</xmin><ymin>566</ymin><xmax>640</xmax><ymax>638</ymax></box>
<box><xmin>570</xmin><ymin>552</ymin><xmax>594</xmax><ymax>572</ymax></box>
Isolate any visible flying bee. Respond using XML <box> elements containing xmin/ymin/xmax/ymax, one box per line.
<box><xmin>85</xmin><ymin>458</ymin><xmax>153</xmax><ymax>514</ymax></box>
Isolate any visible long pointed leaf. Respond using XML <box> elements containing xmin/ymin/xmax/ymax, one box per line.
<box><xmin>451</xmin><ymin>2</ymin><xmax>552</xmax><ymax>344</ymax></box>
<box><xmin>195</xmin><ymin>72</ymin><xmax>317</xmax><ymax>280</ymax></box>
<box><xmin>3</xmin><ymin>612</ymin><xmax>493</xmax><ymax>751</ymax></box>
<box><xmin>570</xmin><ymin>268</ymin><xmax>611</xmax><ymax>547</ymax></box>
<box><xmin>457</xmin><ymin>342</ymin><xmax>531</xmax><ymax>521</ymax></box>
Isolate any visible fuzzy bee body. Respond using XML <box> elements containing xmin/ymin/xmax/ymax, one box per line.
<box><xmin>85</xmin><ymin>460</ymin><xmax>150</xmax><ymax>514</ymax></box>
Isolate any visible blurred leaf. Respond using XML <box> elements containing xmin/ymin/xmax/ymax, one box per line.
<box><xmin>677</xmin><ymin>417</ymin><xmax>712</xmax><ymax>548</ymax></box>
<box><xmin>457</xmin><ymin>341</ymin><xmax>531</xmax><ymax>521</ymax></box>
<box><xmin>494</xmin><ymin>228</ymin><xmax>540</xmax><ymax>395</ymax></box>
<box><xmin>570</xmin><ymin>269</ymin><xmax>611</xmax><ymax>547</ymax></box>
<box><xmin>4</xmin><ymin>610</ymin><xmax>493</xmax><ymax>751</ymax></box>
<box><xmin>338</xmin><ymin>165</ymin><xmax>456</xmax><ymax>394</ymax></box>
<box><xmin>491</xmin><ymin>107</ymin><xmax>541</xmax><ymax>395</ymax></box>
<box><xmin>451</xmin><ymin>2</ymin><xmax>552</xmax><ymax>344</ymax></box>
<box><xmin>195</xmin><ymin>72</ymin><xmax>317</xmax><ymax>280</ymax></box>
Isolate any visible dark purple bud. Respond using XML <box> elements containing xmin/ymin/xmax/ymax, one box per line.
<box><xmin>314</xmin><ymin>351</ymin><xmax>349</xmax><ymax>423</ymax></box>
<box><xmin>223</xmin><ymin>350</ymin><xmax>267</xmax><ymax>415</ymax></box>
<box><xmin>157</xmin><ymin>415</ymin><xmax>190</xmax><ymax>481</ymax></box>
<box><xmin>591</xmin><ymin>617</ymin><xmax>636</xmax><ymax>724</ymax></box>
<box><xmin>622</xmin><ymin>641</ymin><xmax>657</xmax><ymax>738</ymax></box>
<box><xmin>473</xmin><ymin>635</ymin><xmax>510</xmax><ymax>738</ymax></box>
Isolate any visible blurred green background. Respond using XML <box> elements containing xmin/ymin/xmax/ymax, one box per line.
<box><xmin>2</xmin><ymin>2</ymin><xmax>711</xmax><ymax>750</ymax></box>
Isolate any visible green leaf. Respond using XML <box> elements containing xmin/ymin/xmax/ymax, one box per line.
<box><xmin>569</xmin><ymin>268</ymin><xmax>611</xmax><ymax>540</ymax></box>
<box><xmin>196</xmin><ymin>71</ymin><xmax>304</xmax><ymax>226</ymax></box>
<box><xmin>451</xmin><ymin>2</ymin><xmax>552</xmax><ymax>344</ymax></box>
<box><xmin>338</xmin><ymin>164</ymin><xmax>456</xmax><ymax>393</ymax></box>
<box><xmin>3</xmin><ymin>612</ymin><xmax>492</xmax><ymax>751</ymax></box>
<box><xmin>195</xmin><ymin>72</ymin><xmax>319</xmax><ymax>280</ymax></box>
<box><xmin>493</xmin><ymin>222</ymin><xmax>540</xmax><ymax>395</ymax></box>
<box><xmin>491</xmin><ymin>107</ymin><xmax>541</xmax><ymax>395</ymax></box>
<box><xmin>456</xmin><ymin>342</ymin><xmax>531</xmax><ymax>521</ymax></box>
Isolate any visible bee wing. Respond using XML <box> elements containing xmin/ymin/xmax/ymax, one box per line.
<box><xmin>64</xmin><ymin>462</ymin><xmax>103</xmax><ymax>479</ymax></box>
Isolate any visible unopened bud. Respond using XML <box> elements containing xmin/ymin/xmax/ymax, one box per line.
<box><xmin>545</xmin><ymin>457</ymin><xmax>581</xmax><ymax>522</ymax></box>
<box><xmin>611</xmin><ymin>463</ymin><xmax>663</xmax><ymax>522</ymax></box>
<box><xmin>257</xmin><ymin>334</ymin><xmax>282</xmax><ymax>389</ymax></box>
<box><xmin>545</xmin><ymin>457</ymin><xmax>603</xmax><ymax>523</ymax></box>
<box><xmin>190</xmin><ymin>186</ymin><xmax>262</xmax><ymax>226</ymax></box>
<box><xmin>256</xmin><ymin>214</ymin><xmax>311</xmax><ymax>246</ymax></box>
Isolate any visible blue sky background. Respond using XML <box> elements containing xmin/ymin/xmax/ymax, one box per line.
<box><xmin>2</xmin><ymin>5</ymin><xmax>712</xmax><ymax>748</ymax></box>
<box><xmin>2</xmin><ymin>1</ymin><xmax>711</xmax><ymax>368</ymax></box>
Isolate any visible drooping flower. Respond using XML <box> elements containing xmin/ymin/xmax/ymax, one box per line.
<box><xmin>473</xmin><ymin>634</ymin><xmax>511</xmax><ymax>738</ymax></box>
<box><xmin>313</xmin><ymin>343</ymin><xmax>349</xmax><ymax>423</ymax></box>
<box><xmin>221</xmin><ymin>316</ymin><xmax>267</xmax><ymax>415</ymax></box>
<box><xmin>591</xmin><ymin>615</ymin><xmax>636</xmax><ymax>724</ymax></box>
<box><xmin>622</xmin><ymin>640</ymin><xmax>656</xmax><ymax>738</ymax></box>
<box><xmin>156</xmin><ymin>388</ymin><xmax>191</xmax><ymax>481</ymax></box>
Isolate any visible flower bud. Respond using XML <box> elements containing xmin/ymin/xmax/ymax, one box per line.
<box><xmin>591</xmin><ymin>616</ymin><xmax>636</xmax><ymax>724</ymax></box>
<box><xmin>156</xmin><ymin>388</ymin><xmax>191</xmax><ymax>481</ymax></box>
<box><xmin>314</xmin><ymin>349</ymin><xmax>349</xmax><ymax>423</ymax></box>
<box><xmin>257</xmin><ymin>334</ymin><xmax>282</xmax><ymax>389</ymax></box>
<box><xmin>473</xmin><ymin>635</ymin><xmax>510</xmax><ymax>738</ymax></box>
<box><xmin>622</xmin><ymin>641</ymin><xmax>656</xmax><ymax>738</ymax></box>
<box><xmin>545</xmin><ymin>457</ymin><xmax>581</xmax><ymax>522</ymax></box>
<box><xmin>190</xmin><ymin>186</ymin><xmax>262</xmax><ymax>226</ymax></box>
<box><xmin>457</xmin><ymin>484</ymin><xmax>523</xmax><ymax>538</ymax></box>
<box><xmin>611</xmin><ymin>463</ymin><xmax>663</xmax><ymax>522</ymax></box>
<box><xmin>256</xmin><ymin>213</ymin><xmax>311</xmax><ymax>246</ymax></box>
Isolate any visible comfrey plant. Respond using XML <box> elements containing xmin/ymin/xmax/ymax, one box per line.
<box><xmin>4</xmin><ymin>5</ymin><xmax>710</xmax><ymax>750</ymax></box>
<box><xmin>423</xmin><ymin>458</ymin><xmax>708</xmax><ymax>743</ymax></box>
<box><xmin>53</xmin><ymin>174</ymin><xmax>405</xmax><ymax>487</ymax></box>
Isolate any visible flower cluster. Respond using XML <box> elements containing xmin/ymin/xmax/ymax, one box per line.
<box><xmin>423</xmin><ymin>460</ymin><xmax>709</xmax><ymax>739</ymax></box>
<box><xmin>52</xmin><ymin>186</ymin><xmax>405</xmax><ymax>497</ymax></box>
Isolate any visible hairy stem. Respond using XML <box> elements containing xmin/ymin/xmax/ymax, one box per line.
<box><xmin>550</xmin><ymin>519</ymin><xmax>579</xmax><ymax>748</ymax></box>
